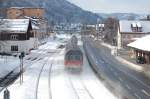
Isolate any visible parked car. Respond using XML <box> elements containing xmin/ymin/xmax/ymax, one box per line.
<box><xmin>136</xmin><ymin>56</ymin><xmax>146</xmax><ymax>64</ymax></box>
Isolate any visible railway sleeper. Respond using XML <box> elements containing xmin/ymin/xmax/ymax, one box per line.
<box><xmin>0</xmin><ymin>71</ymin><xmax>14</xmax><ymax>82</ymax></box>
<box><xmin>0</xmin><ymin>73</ymin><xmax>20</xmax><ymax>87</ymax></box>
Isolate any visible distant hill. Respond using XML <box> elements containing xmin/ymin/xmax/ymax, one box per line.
<box><xmin>98</xmin><ymin>13</ymin><xmax>142</xmax><ymax>20</ymax></box>
<box><xmin>0</xmin><ymin>0</ymin><xmax>102</xmax><ymax>24</ymax></box>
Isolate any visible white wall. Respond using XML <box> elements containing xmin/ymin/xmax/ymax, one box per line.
<box><xmin>0</xmin><ymin>38</ymin><xmax>37</xmax><ymax>54</ymax></box>
<box><xmin>29</xmin><ymin>38</ymin><xmax>38</xmax><ymax>49</ymax></box>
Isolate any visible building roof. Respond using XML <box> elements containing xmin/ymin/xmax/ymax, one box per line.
<box><xmin>0</xmin><ymin>19</ymin><xmax>30</xmax><ymax>33</ymax></box>
<box><xmin>98</xmin><ymin>24</ymin><xmax>104</xmax><ymax>27</ymax></box>
<box><xmin>119</xmin><ymin>20</ymin><xmax>150</xmax><ymax>33</ymax></box>
<box><xmin>30</xmin><ymin>19</ymin><xmax>40</xmax><ymax>30</ymax></box>
<box><xmin>32</xmin><ymin>23</ymin><xmax>39</xmax><ymax>30</ymax></box>
<box><xmin>128</xmin><ymin>35</ymin><xmax>150</xmax><ymax>52</ymax></box>
<box><xmin>7</xmin><ymin>7</ymin><xmax>44</xmax><ymax>9</ymax></box>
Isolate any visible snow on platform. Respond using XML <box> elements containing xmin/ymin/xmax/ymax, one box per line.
<box><xmin>0</xmin><ymin>56</ymin><xmax>19</xmax><ymax>78</ymax></box>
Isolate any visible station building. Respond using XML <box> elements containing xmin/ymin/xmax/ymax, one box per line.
<box><xmin>128</xmin><ymin>35</ymin><xmax>150</xmax><ymax>64</ymax></box>
<box><xmin>0</xmin><ymin>19</ymin><xmax>37</xmax><ymax>54</ymax></box>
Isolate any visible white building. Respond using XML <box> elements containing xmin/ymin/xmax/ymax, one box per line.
<box><xmin>0</xmin><ymin>19</ymin><xmax>37</xmax><ymax>54</ymax></box>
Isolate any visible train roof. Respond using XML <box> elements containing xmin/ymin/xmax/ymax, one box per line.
<box><xmin>69</xmin><ymin>35</ymin><xmax>78</xmax><ymax>44</ymax></box>
<box><xmin>71</xmin><ymin>35</ymin><xmax>78</xmax><ymax>41</ymax></box>
<box><xmin>65</xmin><ymin>35</ymin><xmax>82</xmax><ymax>54</ymax></box>
<box><xmin>65</xmin><ymin>42</ymin><xmax>82</xmax><ymax>53</ymax></box>
<box><xmin>65</xmin><ymin>43</ymin><xmax>80</xmax><ymax>51</ymax></box>
<box><xmin>66</xmin><ymin>35</ymin><xmax>78</xmax><ymax>49</ymax></box>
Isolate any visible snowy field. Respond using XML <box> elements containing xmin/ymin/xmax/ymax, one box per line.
<box><xmin>0</xmin><ymin>34</ymin><xmax>117</xmax><ymax>99</ymax></box>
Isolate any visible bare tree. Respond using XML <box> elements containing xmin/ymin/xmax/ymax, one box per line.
<box><xmin>103</xmin><ymin>17</ymin><xmax>119</xmax><ymax>45</ymax></box>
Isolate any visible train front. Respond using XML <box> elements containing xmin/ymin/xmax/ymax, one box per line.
<box><xmin>64</xmin><ymin>35</ymin><xmax>83</xmax><ymax>70</ymax></box>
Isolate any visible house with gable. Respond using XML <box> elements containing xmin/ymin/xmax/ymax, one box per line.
<box><xmin>0</xmin><ymin>19</ymin><xmax>37</xmax><ymax>54</ymax></box>
<box><xmin>128</xmin><ymin>35</ymin><xmax>150</xmax><ymax>64</ymax></box>
<box><xmin>117</xmin><ymin>20</ymin><xmax>150</xmax><ymax>49</ymax></box>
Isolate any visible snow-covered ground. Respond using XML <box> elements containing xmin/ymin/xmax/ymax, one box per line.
<box><xmin>0</xmin><ymin>35</ymin><xmax>69</xmax><ymax>78</ymax></box>
<box><xmin>0</xmin><ymin>56</ymin><xmax>19</xmax><ymax>78</ymax></box>
<box><xmin>0</xmin><ymin>34</ymin><xmax>117</xmax><ymax>99</ymax></box>
<box><xmin>50</xmin><ymin>41</ymin><xmax>116</xmax><ymax>99</ymax></box>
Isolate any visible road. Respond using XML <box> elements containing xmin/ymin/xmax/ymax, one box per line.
<box><xmin>83</xmin><ymin>37</ymin><xmax>150</xmax><ymax>99</ymax></box>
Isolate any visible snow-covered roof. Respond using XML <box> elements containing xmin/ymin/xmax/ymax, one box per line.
<box><xmin>137</xmin><ymin>22</ymin><xmax>142</xmax><ymax>27</ymax></box>
<box><xmin>0</xmin><ymin>19</ymin><xmax>30</xmax><ymax>33</ymax></box>
<box><xmin>31</xmin><ymin>20</ymin><xmax>40</xmax><ymax>30</ymax></box>
<box><xmin>119</xmin><ymin>20</ymin><xmax>150</xmax><ymax>33</ymax></box>
<box><xmin>8</xmin><ymin>7</ymin><xmax>44</xmax><ymax>9</ymax></box>
<box><xmin>86</xmin><ymin>25</ymin><xmax>95</xmax><ymax>28</ymax></box>
<box><xmin>128</xmin><ymin>35</ymin><xmax>150</xmax><ymax>52</ymax></box>
<box><xmin>131</xmin><ymin>23</ymin><xmax>136</xmax><ymax>27</ymax></box>
<box><xmin>98</xmin><ymin>24</ymin><xmax>104</xmax><ymax>27</ymax></box>
<box><xmin>32</xmin><ymin>24</ymin><xmax>39</xmax><ymax>30</ymax></box>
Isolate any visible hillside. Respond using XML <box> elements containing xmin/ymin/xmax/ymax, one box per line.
<box><xmin>98</xmin><ymin>13</ymin><xmax>142</xmax><ymax>20</ymax></box>
<box><xmin>0</xmin><ymin>0</ymin><xmax>102</xmax><ymax>24</ymax></box>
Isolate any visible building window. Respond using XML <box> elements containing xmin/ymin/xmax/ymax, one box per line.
<box><xmin>137</xmin><ymin>27</ymin><xmax>142</xmax><ymax>32</ymax></box>
<box><xmin>11</xmin><ymin>35</ymin><xmax>18</xmax><ymax>40</ymax></box>
<box><xmin>11</xmin><ymin>45</ymin><xmax>18</xmax><ymax>51</ymax></box>
<box><xmin>131</xmin><ymin>23</ymin><xmax>143</xmax><ymax>32</ymax></box>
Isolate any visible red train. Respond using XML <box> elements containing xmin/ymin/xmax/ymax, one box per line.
<box><xmin>64</xmin><ymin>35</ymin><xmax>83</xmax><ymax>69</ymax></box>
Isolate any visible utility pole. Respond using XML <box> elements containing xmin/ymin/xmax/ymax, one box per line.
<box><xmin>96</xmin><ymin>24</ymin><xmax>99</xmax><ymax>40</ymax></box>
<box><xmin>96</xmin><ymin>18</ymin><xmax>101</xmax><ymax>40</ymax></box>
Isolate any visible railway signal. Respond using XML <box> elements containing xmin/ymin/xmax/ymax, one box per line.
<box><xmin>4</xmin><ymin>88</ymin><xmax>10</xmax><ymax>99</ymax></box>
<box><xmin>19</xmin><ymin>52</ymin><xmax>25</xmax><ymax>84</ymax></box>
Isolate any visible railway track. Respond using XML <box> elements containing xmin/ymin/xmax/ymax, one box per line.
<box><xmin>23</xmin><ymin>44</ymin><xmax>51</xmax><ymax>66</ymax></box>
<box><xmin>66</xmin><ymin>41</ymin><xmax>95</xmax><ymax>99</ymax></box>
<box><xmin>68</xmin><ymin>73</ymin><xmax>95</xmax><ymax>99</ymax></box>
<box><xmin>0</xmin><ymin>44</ymin><xmax>55</xmax><ymax>92</ymax></box>
<box><xmin>48</xmin><ymin>62</ymin><xmax>53</xmax><ymax>99</ymax></box>
<box><xmin>0</xmin><ymin>71</ymin><xmax>20</xmax><ymax>92</ymax></box>
<box><xmin>79</xmin><ymin>77</ymin><xmax>95</xmax><ymax>99</ymax></box>
<box><xmin>35</xmin><ymin>50</ymin><xmax>61</xmax><ymax>99</ymax></box>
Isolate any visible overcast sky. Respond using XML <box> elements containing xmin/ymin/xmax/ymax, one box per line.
<box><xmin>67</xmin><ymin>0</ymin><xmax>150</xmax><ymax>14</ymax></box>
